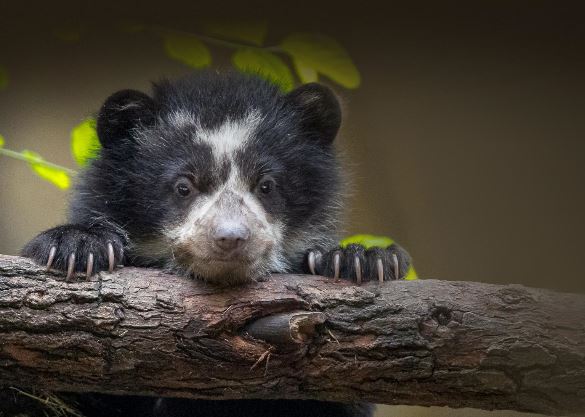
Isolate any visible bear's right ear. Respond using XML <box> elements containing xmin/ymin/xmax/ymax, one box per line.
<box><xmin>286</xmin><ymin>83</ymin><xmax>341</xmax><ymax>146</ymax></box>
<box><xmin>97</xmin><ymin>89</ymin><xmax>156</xmax><ymax>148</ymax></box>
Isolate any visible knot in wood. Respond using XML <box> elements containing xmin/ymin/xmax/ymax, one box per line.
<box><xmin>432</xmin><ymin>306</ymin><xmax>452</xmax><ymax>326</ymax></box>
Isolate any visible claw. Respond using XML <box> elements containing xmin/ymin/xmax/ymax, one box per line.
<box><xmin>392</xmin><ymin>253</ymin><xmax>399</xmax><ymax>280</ymax></box>
<box><xmin>46</xmin><ymin>246</ymin><xmax>57</xmax><ymax>270</ymax></box>
<box><xmin>66</xmin><ymin>253</ymin><xmax>76</xmax><ymax>281</ymax></box>
<box><xmin>333</xmin><ymin>252</ymin><xmax>340</xmax><ymax>279</ymax></box>
<box><xmin>86</xmin><ymin>252</ymin><xmax>94</xmax><ymax>279</ymax></box>
<box><xmin>354</xmin><ymin>256</ymin><xmax>362</xmax><ymax>284</ymax></box>
<box><xmin>308</xmin><ymin>251</ymin><xmax>317</xmax><ymax>275</ymax></box>
<box><xmin>376</xmin><ymin>258</ymin><xmax>384</xmax><ymax>283</ymax></box>
<box><xmin>107</xmin><ymin>242</ymin><xmax>115</xmax><ymax>272</ymax></box>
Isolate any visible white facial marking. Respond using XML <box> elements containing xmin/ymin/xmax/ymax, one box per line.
<box><xmin>167</xmin><ymin>169</ymin><xmax>279</xmax><ymax>248</ymax></box>
<box><xmin>164</xmin><ymin>110</ymin><xmax>287</xmax><ymax>282</ymax></box>
<box><xmin>197</xmin><ymin>110</ymin><xmax>263</xmax><ymax>156</ymax></box>
<box><xmin>165</xmin><ymin>173</ymin><xmax>287</xmax><ymax>282</ymax></box>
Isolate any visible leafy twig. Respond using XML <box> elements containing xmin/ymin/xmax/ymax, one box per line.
<box><xmin>0</xmin><ymin>148</ymin><xmax>77</xmax><ymax>175</ymax></box>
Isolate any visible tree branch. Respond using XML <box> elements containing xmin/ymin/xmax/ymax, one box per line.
<box><xmin>0</xmin><ymin>254</ymin><xmax>584</xmax><ymax>415</ymax></box>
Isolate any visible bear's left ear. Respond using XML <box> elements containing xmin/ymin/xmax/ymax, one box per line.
<box><xmin>286</xmin><ymin>83</ymin><xmax>341</xmax><ymax>145</ymax></box>
<box><xmin>97</xmin><ymin>89</ymin><xmax>157</xmax><ymax>148</ymax></box>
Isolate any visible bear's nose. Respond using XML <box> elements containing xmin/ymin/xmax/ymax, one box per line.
<box><xmin>212</xmin><ymin>223</ymin><xmax>250</xmax><ymax>252</ymax></box>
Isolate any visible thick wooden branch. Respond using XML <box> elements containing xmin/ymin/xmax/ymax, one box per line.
<box><xmin>0</xmin><ymin>254</ymin><xmax>584</xmax><ymax>415</ymax></box>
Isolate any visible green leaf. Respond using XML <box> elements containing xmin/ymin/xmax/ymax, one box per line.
<box><xmin>291</xmin><ymin>59</ymin><xmax>318</xmax><ymax>83</ymax></box>
<box><xmin>21</xmin><ymin>150</ymin><xmax>71</xmax><ymax>189</ymax></box>
<box><xmin>163</xmin><ymin>32</ymin><xmax>211</xmax><ymax>68</ymax></box>
<box><xmin>232</xmin><ymin>48</ymin><xmax>294</xmax><ymax>92</ymax></box>
<box><xmin>0</xmin><ymin>134</ymin><xmax>5</xmax><ymax>148</ymax></box>
<box><xmin>339</xmin><ymin>234</ymin><xmax>395</xmax><ymax>249</ymax></box>
<box><xmin>0</xmin><ymin>65</ymin><xmax>8</xmax><ymax>90</ymax></box>
<box><xmin>404</xmin><ymin>266</ymin><xmax>418</xmax><ymax>281</ymax></box>
<box><xmin>201</xmin><ymin>19</ymin><xmax>268</xmax><ymax>46</ymax></box>
<box><xmin>280</xmin><ymin>33</ymin><xmax>361</xmax><ymax>88</ymax></box>
<box><xmin>71</xmin><ymin>118</ymin><xmax>101</xmax><ymax>166</ymax></box>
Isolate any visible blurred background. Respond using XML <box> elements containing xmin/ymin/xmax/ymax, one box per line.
<box><xmin>1</xmin><ymin>1</ymin><xmax>584</xmax><ymax>416</ymax></box>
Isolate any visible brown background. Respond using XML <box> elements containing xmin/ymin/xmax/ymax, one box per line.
<box><xmin>1</xmin><ymin>2</ymin><xmax>584</xmax><ymax>416</ymax></box>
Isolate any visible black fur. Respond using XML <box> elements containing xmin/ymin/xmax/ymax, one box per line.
<box><xmin>306</xmin><ymin>243</ymin><xmax>412</xmax><ymax>282</ymax></box>
<box><xmin>21</xmin><ymin>224</ymin><xmax>125</xmax><ymax>273</ymax></box>
<box><xmin>69</xmin><ymin>394</ymin><xmax>374</xmax><ymax>417</ymax></box>
<box><xmin>97</xmin><ymin>89</ymin><xmax>157</xmax><ymax>148</ymax></box>
<box><xmin>21</xmin><ymin>71</ymin><xmax>413</xmax><ymax>416</ymax></box>
<box><xmin>286</xmin><ymin>82</ymin><xmax>342</xmax><ymax>145</ymax></box>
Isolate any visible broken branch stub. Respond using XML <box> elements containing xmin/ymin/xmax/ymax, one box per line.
<box><xmin>244</xmin><ymin>311</ymin><xmax>327</xmax><ymax>348</ymax></box>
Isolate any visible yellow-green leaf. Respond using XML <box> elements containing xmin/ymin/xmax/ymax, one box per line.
<box><xmin>163</xmin><ymin>32</ymin><xmax>211</xmax><ymax>68</ymax></box>
<box><xmin>0</xmin><ymin>134</ymin><xmax>5</xmax><ymax>148</ymax></box>
<box><xmin>340</xmin><ymin>234</ymin><xmax>395</xmax><ymax>249</ymax></box>
<box><xmin>232</xmin><ymin>48</ymin><xmax>294</xmax><ymax>92</ymax></box>
<box><xmin>22</xmin><ymin>150</ymin><xmax>71</xmax><ymax>189</ymax></box>
<box><xmin>280</xmin><ymin>33</ymin><xmax>361</xmax><ymax>88</ymax></box>
<box><xmin>201</xmin><ymin>19</ymin><xmax>268</xmax><ymax>46</ymax></box>
<box><xmin>404</xmin><ymin>266</ymin><xmax>418</xmax><ymax>281</ymax></box>
<box><xmin>71</xmin><ymin>118</ymin><xmax>101</xmax><ymax>166</ymax></box>
<box><xmin>292</xmin><ymin>59</ymin><xmax>318</xmax><ymax>83</ymax></box>
<box><xmin>0</xmin><ymin>65</ymin><xmax>8</xmax><ymax>90</ymax></box>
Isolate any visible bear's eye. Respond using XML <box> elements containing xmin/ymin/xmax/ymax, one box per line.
<box><xmin>175</xmin><ymin>179</ymin><xmax>194</xmax><ymax>198</ymax></box>
<box><xmin>257</xmin><ymin>176</ymin><xmax>275</xmax><ymax>195</ymax></box>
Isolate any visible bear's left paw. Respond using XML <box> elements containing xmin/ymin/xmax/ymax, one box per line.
<box><xmin>21</xmin><ymin>224</ymin><xmax>126</xmax><ymax>280</ymax></box>
<box><xmin>305</xmin><ymin>244</ymin><xmax>411</xmax><ymax>283</ymax></box>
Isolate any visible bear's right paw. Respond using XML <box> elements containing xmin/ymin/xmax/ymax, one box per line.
<box><xmin>21</xmin><ymin>224</ymin><xmax>125</xmax><ymax>280</ymax></box>
<box><xmin>305</xmin><ymin>243</ymin><xmax>411</xmax><ymax>284</ymax></box>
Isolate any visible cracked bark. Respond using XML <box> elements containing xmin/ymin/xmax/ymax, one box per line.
<box><xmin>0</xmin><ymin>254</ymin><xmax>584</xmax><ymax>416</ymax></box>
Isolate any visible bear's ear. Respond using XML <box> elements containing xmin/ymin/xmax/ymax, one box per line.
<box><xmin>286</xmin><ymin>83</ymin><xmax>341</xmax><ymax>145</ymax></box>
<box><xmin>97</xmin><ymin>89</ymin><xmax>156</xmax><ymax>148</ymax></box>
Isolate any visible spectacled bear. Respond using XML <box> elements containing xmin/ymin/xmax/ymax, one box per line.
<box><xmin>22</xmin><ymin>71</ymin><xmax>412</xmax><ymax>417</ymax></box>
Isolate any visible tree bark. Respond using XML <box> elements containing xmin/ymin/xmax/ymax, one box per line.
<box><xmin>0</xmin><ymin>254</ymin><xmax>584</xmax><ymax>416</ymax></box>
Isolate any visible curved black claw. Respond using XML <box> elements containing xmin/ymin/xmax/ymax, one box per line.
<box><xmin>305</xmin><ymin>243</ymin><xmax>411</xmax><ymax>283</ymax></box>
<box><xmin>22</xmin><ymin>224</ymin><xmax>126</xmax><ymax>280</ymax></box>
